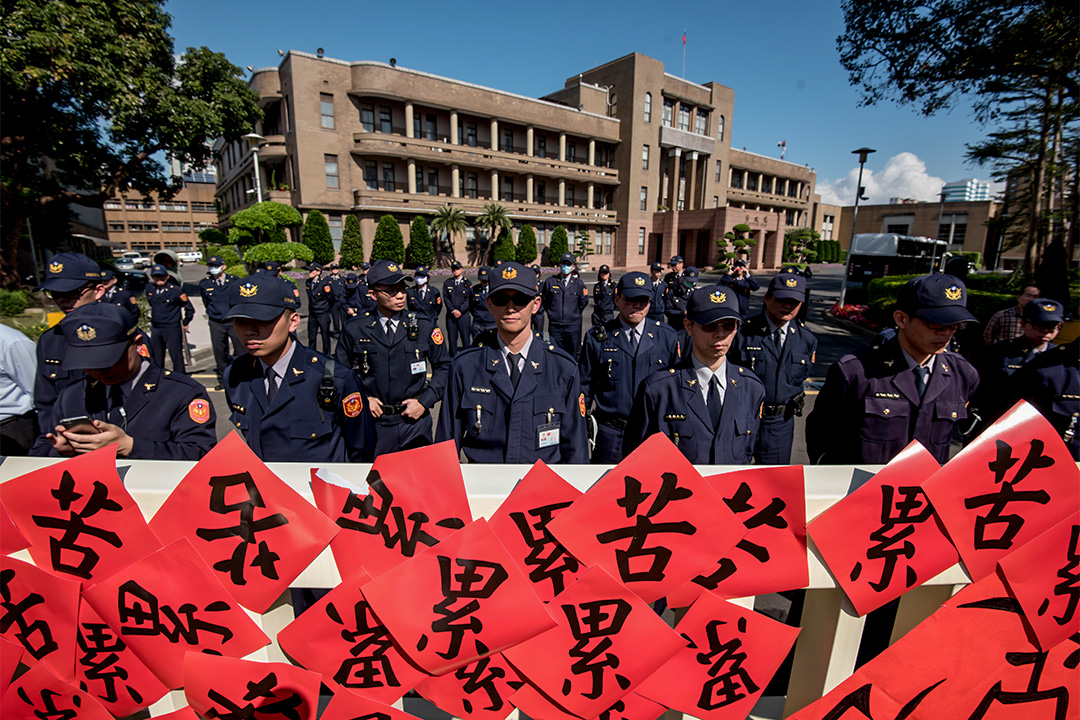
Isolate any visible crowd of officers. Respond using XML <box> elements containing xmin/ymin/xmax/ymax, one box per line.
<box><xmin>2</xmin><ymin>250</ymin><xmax>1076</xmax><ymax>467</ymax></box>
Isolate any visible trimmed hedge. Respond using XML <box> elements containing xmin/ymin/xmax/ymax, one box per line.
<box><xmin>242</xmin><ymin>242</ymin><xmax>315</xmax><ymax>267</ymax></box>
<box><xmin>547</xmin><ymin>226</ymin><xmax>570</xmax><ymax>266</ymax></box>
<box><xmin>516</xmin><ymin>225</ymin><xmax>538</xmax><ymax>264</ymax></box>
<box><xmin>371</xmin><ymin>215</ymin><xmax>405</xmax><ymax>264</ymax></box>
<box><xmin>0</xmin><ymin>289</ymin><xmax>32</xmax><ymax>317</ymax></box>
<box><xmin>406</xmin><ymin>216</ymin><xmax>435</xmax><ymax>268</ymax></box>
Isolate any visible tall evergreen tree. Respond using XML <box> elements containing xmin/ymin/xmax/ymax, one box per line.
<box><xmin>370</xmin><ymin>214</ymin><xmax>405</xmax><ymax>264</ymax></box>
<box><xmin>339</xmin><ymin>215</ymin><xmax>365</xmax><ymax>268</ymax></box>
<box><xmin>516</xmin><ymin>225</ymin><xmax>538</xmax><ymax>264</ymax></box>
<box><xmin>301</xmin><ymin>209</ymin><xmax>334</xmax><ymax>264</ymax></box>
<box><xmin>406</xmin><ymin>215</ymin><xmax>435</xmax><ymax>268</ymax></box>
<box><xmin>548</xmin><ymin>226</ymin><xmax>570</xmax><ymax>266</ymax></box>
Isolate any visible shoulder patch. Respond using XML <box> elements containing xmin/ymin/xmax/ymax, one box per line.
<box><xmin>431</xmin><ymin>328</ymin><xmax>444</xmax><ymax>345</ymax></box>
<box><xmin>188</xmin><ymin>398</ymin><xmax>211</xmax><ymax>424</ymax></box>
<box><xmin>342</xmin><ymin>392</ymin><xmax>364</xmax><ymax>417</ymax></box>
<box><xmin>578</xmin><ymin>393</ymin><xmax>586</xmax><ymax>417</ymax></box>
<box><xmin>179</xmin><ymin>293</ymin><xmax>188</xmax><ymax>301</ymax></box>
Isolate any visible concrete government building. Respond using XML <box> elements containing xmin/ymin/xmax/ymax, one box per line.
<box><xmin>215</xmin><ymin>51</ymin><xmax>817</xmax><ymax>270</ymax></box>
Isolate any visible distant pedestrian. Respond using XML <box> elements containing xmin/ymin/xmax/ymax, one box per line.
<box><xmin>146</xmin><ymin>264</ymin><xmax>195</xmax><ymax>374</ymax></box>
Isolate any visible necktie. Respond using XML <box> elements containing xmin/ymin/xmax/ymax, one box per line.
<box><xmin>384</xmin><ymin>319</ymin><xmax>395</xmax><ymax>337</ymax></box>
<box><xmin>109</xmin><ymin>384</ymin><xmax>125</xmax><ymax>418</ymax></box>
<box><xmin>708</xmin><ymin>375</ymin><xmax>722</xmax><ymax>430</ymax></box>
<box><xmin>774</xmin><ymin>327</ymin><xmax>785</xmax><ymax>349</ymax></box>
<box><xmin>914</xmin><ymin>365</ymin><xmax>930</xmax><ymax>399</ymax></box>
<box><xmin>629</xmin><ymin>328</ymin><xmax>639</xmax><ymax>354</ymax></box>
<box><xmin>266</xmin><ymin>366</ymin><xmax>279</xmax><ymax>404</ymax></box>
<box><xmin>508</xmin><ymin>352</ymin><xmax>522</xmax><ymax>389</ymax></box>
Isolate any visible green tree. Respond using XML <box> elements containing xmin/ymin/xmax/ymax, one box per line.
<box><xmin>491</xmin><ymin>228</ymin><xmax>517</xmax><ymax>263</ymax></box>
<box><xmin>301</xmin><ymin>209</ymin><xmax>334</xmax><ymax>264</ymax></box>
<box><xmin>574</xmin><ymin>230</ymin><xmax>593</xmax><ymax>263</ymax></box>
<box><xmin>370</xmin><ymin>215</ymin><xmax>405</xmax><ymax>264</ymax></box>
<box><xmin>1</xmin><ymin>0</ymin><xmax>262</xmax><ymax>288</ymax></box>
<box><xmin>199</xmin><ymin>228</ymin><xmax>227</xmax><ymax>245</ymax></box>
<box><xmin>430</xmin><ymin>204</ymin><xmax>468</xmax><ymax>260</ymax></box>
<box><xmin>548</xmin><ymin>226</ymin><xmax>570</xmax><ymax>266</ymax></box>
<box><xmin>729</xmin><ymin>223</ymin><xmax>757</xmax><ymax>261</ymax></box>
<box><xmin>784</xmin><ymin>227</ymin><xmax>821</xmax><ymax>263</ymax></box>
<box><xmin>475</xmin><ymin>202</ymin><xmax>513</xmax><ymax>261</ymax></box>
<box><xmin>516</xmin><ymin>225</ymin><xmax>538</xmax><ymax>264</ymax></box>
<box><xmin>406</xmin><ymin>215</ymin><xmax>435</xmax><ymax>268</ymax></box>
<box><xmin>838</xmin><ymin>0</ymin><xmax>1079</xmax><ymax>276</ymax></box>
<box><xmin>339</xmin><ymin>215</ymin><xmax>365</xmax><ymax>268</ymax></box>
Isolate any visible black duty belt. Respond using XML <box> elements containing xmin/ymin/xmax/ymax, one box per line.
<box><xmin>596</xmin><ymin>411</ymin><xmax>628</xmax><ymax>430</ymax></box>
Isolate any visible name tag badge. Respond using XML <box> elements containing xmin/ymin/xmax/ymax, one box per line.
<box><xmin>410</xmin><ymin>361</ymin><xmax>426</xmax><ymax>375</ymax></box>
<box><xmin>537</xmin><ymin>422</ymin><xmax>560</xmax><ymax>449</ymax></box>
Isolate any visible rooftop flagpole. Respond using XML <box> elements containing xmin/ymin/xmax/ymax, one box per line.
<box><xmin>682</xmin><ymin>30</ymin><xmax>686</xmax><ymax>78</ymax></box>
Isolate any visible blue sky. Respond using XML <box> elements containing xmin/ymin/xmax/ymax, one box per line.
<box><xmin>165</xmin><ymin>0</ymin><xmax>999</xmax><ymax>206</ymax></box>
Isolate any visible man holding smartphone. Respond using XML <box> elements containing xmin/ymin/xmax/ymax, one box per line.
<box><xmin>30</xmin><ymin>303</ymin><xmax>216</xmax><ymax>459</ymax></box>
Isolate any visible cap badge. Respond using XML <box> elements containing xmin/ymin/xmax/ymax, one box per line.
<box><xmin>944</xmin><ymin>286</ymin><xmax>962</xmax><ymax>301</ymax></box>
<box><xmin>76</xmin><ymin>325</ymin><xmax>96</xmax><ymax>341</ymax></box>
<box><xmin>1042</xmin><ymin>303</ymin><xmax>1056</xmax><ymax>312</ymax></box>
<box><xmin>634</xmin><ymin>277</ymin><xmax>646</xmax><ymax>286</ymax></box>
<box><xmin>239</xmin><ymin>283</ymin><xmax>257</xmax><ymax>298</ymax></box>
<box><xmin>709</xmin><ymin>291</ymin><xmax>727</xmax><ymax>304</ymax></box>
<box><xmin>785</xmin><ymin>278</ymin><xmax>798</xmax><ymax>287</ymax></box>
<box><xmin>502</xmin><ymin>267</ymin><xmax>518</xmax><ymax>280</ymax></box>
<box><xmin>49</xmin><ymin>261</ymin><xmax>63</xmax><ymax>274</ymax></box>
<box><xmin>387</xmin><ymin>263</ymin><xmax>398</xmax><ymax>272</ymax></box>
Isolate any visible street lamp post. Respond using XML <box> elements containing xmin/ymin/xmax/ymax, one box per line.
<box><xmin>840</xmin><ymin>146</ymin><xmax>875</xmax><ymax>307</ymax></box>
<box><xmin>932</xmin><ymin>188</ymin><xmax>946</xmax><ymax>272</ymax></box>
<box><xmin>242</xmin><ymin>132</ymin><xmax>266</xmax><ymax>204</ymax></box>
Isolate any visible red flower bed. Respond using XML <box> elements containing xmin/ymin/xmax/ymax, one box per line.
<box><xmin>830</xmin><ymin>303</ymin><xmax>882</xmax><ymax>331</ymax></box>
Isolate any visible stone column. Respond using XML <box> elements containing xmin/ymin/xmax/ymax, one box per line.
<box><xmin>405</xmin><ymin>102</ymin><xmax>414</xmax><ymax>139</ymax></box>
<box><xmin>490</xmin><ymin>119</ymin><xmax>498</xmax><ymax>151</ymax></box>
<box><xmin>407</xmin><ymin>158</ymin><xmax>417</xmax><ymax>194</ymax></box>
<box><xmin>526</xmin><ymin>126</ymin><xmax>534</xmax><ymax>157</ymax></box>
<box><xmin>587</xmin><ymin>182</ymin><xmax>594</xmax><ymax>211</ymax></box>
<box><xmin>526</xmin><ymin>174</ymin><xmax>534</xmax><ymax>204</ymax></box>
<box><xmin>667</xmin><ymin>149</ymin><xmax>682</xmax><ymax>209</ymax></box>
<box><xmin>558</xmin><ymin>179</ymin><xmax>566</xmax><ymax>206</ymax></box>
<box><xmin>559</xmin><ymin>133</ymin><xmax>566</xmax><ymax>162</ymax></box>
<box><xmin>588</xmin><ymin>139</ymin><xmax>596</xmax><ymax>166</ymax></box>
<box><xmin>451</xmin><ymin>164</ymin><xmax>460</xmax><ymax>198</ymax></box>
<box><xmin>687</xmin><ymin>152</ymin><xmax>699</xmax><ymax>211</ymax></box>
<box><xmin>491</xmin><ymin>170</ymin><xmax>499</xmax><ymax>201</ymax></box>
<box><xmin>450</xmin><ymin>111</ymin><xmax>459</xmax><ymax>145</ymax></box>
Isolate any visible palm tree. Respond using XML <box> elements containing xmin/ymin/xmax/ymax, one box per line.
<box><xmin>430</xmin><ymin>204</ymin><xmax>468</xmax><ymax>263</ymax></box>
<box><xmin>475</xmin><ymin>202</ymin><xmax>513</xmax><ymax>257</ymax></box>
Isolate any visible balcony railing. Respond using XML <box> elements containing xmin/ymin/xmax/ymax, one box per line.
<box><xmin>352</xmin><ymin>186</ymin><xmax>618</xmax><ymax>224</ymax></box>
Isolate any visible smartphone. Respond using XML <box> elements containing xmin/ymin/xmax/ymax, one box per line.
<box><xmin>59</xmin><ymin>416</ymin><xmax>96</xmax><ymax>433</ymax></box>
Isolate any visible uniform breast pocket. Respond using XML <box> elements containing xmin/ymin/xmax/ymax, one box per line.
<box><xmin>788</xmin><ymin>355</ymin><xmax>811</xmax><ymax>383</ymax></box>
<box><xmin>930</xmin><ymin>401</ymin><xmax>968</xmax><ymax>448</ymax></box>
<box><xmin>533</xmin><ymin>395</ymin><xmax>565</xmax><ymax>423</ymax></box>
<box><xmin>732</xmin><ymin>415</ymin><xmax>756</xmax><ymax>460</ymax></box>
<box><xmin>662</xmin><ymin>419</ymin><xmax>695</xmax><ymax>457</ymax></box>
<box><xmin>461</xmin><ymin>395</ymin><xmax>498</xmax><ymax>446</ymax></box>
<box><xmin>231</xmin><ymin>412</ymin><xmax>250</xmax><ymax>434</ymax></box>
<box><xmin>860</xmin><ymin>396</ymin><xmax>911</xmax><ymax>444</ymax></box>
<box><xmin>291</xmin><ymin>412</ymin><xmax>335</xmax><ymax>442</ymax></box>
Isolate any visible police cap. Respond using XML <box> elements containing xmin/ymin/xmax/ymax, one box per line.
<box><xmin>559</xmin><ymin>253</ymin><xmax>576</xmax><ymax>266</ymax></box>
<box><xmin>669</xmin><ymin>254</ymin><xmax>684</xmax><ymax>265</ymax></box>
<box><xmin>478</xmin><ymin>266</ymin><xmax>491</xmax><ymax>281</ymax></box>
<box><xmin>898</xmin><ymin>274</ymin><xmax>977</xmax><ymax>326</ymax></box>
<box><xmin>616</xmin><ymin>272</ymin><xmax>652</xmax><ymax>300</ymax></box>
<box><xmin>367</xmin><ymin>259</ymin><xmax>412</xmax><ymax>287</ymax></box>
<box><xmin>224</xmin><ymin>273</ymin><xmax>301</xmax><ymax>322</ymax></box>
<box><xmin>37</xmin><ymin>253</ymin><xmax>106</xmax><ymax>293</ymax></box>
<box><xmin>345</xmin><ymin>273</ymin><xmax>360</xmax><ymax>289</ymax></box>
<box><xmin>767</xmin><ymin>273</ymin><xmax>805</xmax><ymax>301</ymax></box>
<box><xmin>650</xmin><ymin>262</ymin><xmax>663</xmax><ymax>272</ymax></box>
<box><xmin>488</xmin><ymin>262</ymin><xmax>537</xmax><ymax>297</ymax></box>
<box><xmin>684</xmin><ymin>266</ymin><xmax>700</xmax><ymax>281</ymax></box>
<box><xmin>207</xmin><ymin>256</ymin><xmax>225</xmax><ymax>267</ymax></box>
<box><xmin>598</xmin><ymin>264</ymin><xmax>611</xmax><ymax>275</ymax></box>
<box><xmin>265</xmin><ymin>261</ymin><xmax>282</xmax><ymax>272</ymax></box>
<box><xmin>59</xmin><ymin>303</ymin><xmax>138</xmax><ymax>370</ymax></box>
<box><xmin>149</xmin><ymin>264</ymin><xmax>169</xmax><ymax>277</ymax></box>
<box><xmin>686</xmin><ymin>285</ymin><xmax>741</xmax><ymax>325</ymax></box>
<box><xmin>450</xmin><ymin>260</ymin><xmax>462</xmax><ymax>270</ymax></box>
<box><xmin>305</xmin><ymin>262</ymin><xmax>323</xmax><ymax>272</ymax></box>
<box><xmin>414</xmin><ymin>266</ymin><xmax>430</xmax><ymax>279</ymax></box>
<box><xmin>1023</xmin><ymin>298</ymin><xmax>1065</xmax><ymax>325</ymax></box>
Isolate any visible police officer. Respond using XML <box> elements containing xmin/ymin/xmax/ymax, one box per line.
<box><xmin>624</xmin><ymin>285</ymin><xmax>764</xmax><ymax>464</ymax></box>
<box><xmin>807</xmin><ymin>273</ymin><xmax>980</xmax><ymax>465</ymax></box>
<box><xmin>31</xmin><ymin>302</ymin><xmax>215</xmax><ymax>459</ymax></box>
<box><xmin>407</xmin><ymin>266</ymin><xmax>443</xmax><ymax>323</ymax></box>
<box><xmin>340</xmin><ymin>273</ymin><xmax>364</xmax><ymax>318</ymax></box>
<box><xmin>778</xmin><ymin>264</ymin><xmax>812</xmax><ymax>322</ymax></box>
<box><xmin>530</xmin><ymin>264</ymin><xmax>545</xmax><ymax>337</ymax></box>
<box><xmin>719</xmin><ymin>260</ymin><xmax>760</xmax><ymax>320</ymax></box>
<box><xmin>223</xmin><ymin>273</ymin><xmax>375</xmax><ymax>463</ymax></box>
<box><xmin>436</xmin><ymin>261</ymin><xmax>588</xmax><ymax>464</ymax></box>
<box><xmin>146</xmin><ymin>264</ymin><xmax>195</xmax><ymax>374</ymax></box>
<box><xmin>580</xmin><ymin>271</ymin><xmax>679</xmax><ymax>463</ymax></box>
<box><xmin>970</xmin><ymin>298</ymin><xmax>1064</xmax><ymax>431</ymax></box>
<box><xmin>1012</xmin><ymin>336</ymin><xmax>1079</xmax><ymax>458</ymax></box>
<box><xmin>470</xmin><ymin>266</ymin><xmax>496</xmax><ymax>341</ymax></box>
<box><xmin>327</xmin><ymin>263</ymin><xmax>346</xmax><ymax>336</ymax></box>
<box><xmin>664</xmin><ymin>266</ymin><xmax>698</xmax><ymax>329</ymax></box>
<box><xmin>336</xmin><ymin>260</ymin><xmax>450</xmax><ymax>456</ymax></box>
<box><xmin>33</xmin><ymin>253</ymin><xmax>107</xmax><ymax>431</ymax></box>
<box><xmin>592</xmin><ymin>265</ymin><xmax>616</xmax><ymax>327</ymax></box>
<box><xmin>305</xmin><ymin>262</ymin><xmax>334</xmax><ymax>354</ymax></box>
<box><xmin>100</xmin><ymin>268</ymin><xmax>140</xmax><ymax>323</ymax></box>
<box><xmin>542</xmin><ymin>253</ymin><xmax>589</xmax><ymax>358</ymax></box>
<box><xmin>647</xmin><ymin>262</ymin><xmax>666</xmax><ymax>323</ymax></box>
<box><xmin>443</xmin><ymin>260</ymin><xmax>472</xmax><ymax>355</ymax></box>
<box><xmin>733</xmin><ymin>274</ymin><xmax>818</xmax><ymax>464</ymax></box>
<box><xmin>663</xmin><ymin>255</ymin><xmax>685</xmax><ymax>288</ymax></box>
<box><xmin>198</xmin><ymin>255</ymin><xmax>241</xmax><ymax>390</ymax></box>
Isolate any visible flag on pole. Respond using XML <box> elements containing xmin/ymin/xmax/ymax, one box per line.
<box><xmin>682</xmin><ymin>31</ymin><xmax>686</xmax><ymax>46</ymax></box>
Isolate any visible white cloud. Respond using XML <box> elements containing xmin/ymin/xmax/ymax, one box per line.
<box><xmin>818</xmin><ymin>152</ymin><xmax>948</xmax><ymax>206</ymax></box>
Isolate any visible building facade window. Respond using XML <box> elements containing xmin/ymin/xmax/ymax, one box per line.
<box><xmin>786</xmin><ymin>210</ymin><xmax>798</xmax><ymax>226</ymax></box>
<box><xmin>567</xmin><ymin>141</ymin><xmax>576</xmax><ymax>163</ymax></box>
<box><xmin>787</xmin><ymin>182</ymin><xmax>799</xmax><ymax>198</ymax></box>
<box><xmin>427</xmin><ymin>169</ymin><xmax>438</xmax><ymax>196</ymax></box>
<box><xmin>695</xmin><ymin>109</ymin><xmax>707</xmax><ymax>135</ymax></box>
<box><xmin>715</xmin><ymin>160</ymin><xmax>722</xmax><ymax>182</ymax></box>
<box><xmin>108</xmin><ymin>222</ymin><xmax>125</xmax><ymax>232</ymax></box>
<box><xmin>466</xmin><ymin>123</ymin><xmax>477</xmax><ymax>147</ymax></box>
<box><xmin>325</xmin><ymin>155</ymin><xmax>339</xmax><ymax>189</ymax></box>
<box><xmin>382</xmin><ymin>162</ymin><xmax>395</xmax><ymax>191</ymax></box>
<box><xmin>938</xmin><ymin>213</ymin><xmax>968</xmax><ymax>245</ymax></box>
<box><xmin>642</xmin><ymin>145</ymin><xmax>650</xmax><ymax>170</ymax></box>
<box><xmin>320</xmin><ymin>93</ymin><xmax>335</xmax><ymax>129</ymax></box>
<box><xmin>425</xmin><ymin>114</ymin><xmax>437</xmax><ymax>140</ymax></box>
<box><xmin>536</xmin><ymin>135</ymin><xmax>546</xmax><ymax>158</ymax></box>
<box><xmin>328</xmin><ymin>216</ymin><xmax>343</xmax><ymax>241</ymax></box>
<box><xmin>466</xmin><ymin>172</ymin><xmax>478</xmax><ymax>199</ymax></box>
<box><xmin>536</xmin><ymin>181</ymin><xmax>546</xmax><ymax>205</ymax></box>
<box><xmin>502</xmin><ymin>129</ymin><xmax>514</xmax><ymax>153</ymax></box>
<box><xmin>640</xmin><ymin>186</ymin><xmax>648</xmax><ymax>211</ymax></box>
<box><xmin>644</xmin><ymin>93</ymin><xmax>652</xmax><ymax>123</ymax></box>
<box><xmin>713</xmin><ymin>196</ymin><xmax>719</xmax><ymax>208</ymax></box>
<box><xmin>761</xmin><ymin>177</ymin><xmax>773</xmax><ymax>194</ymax></box>
<box><xmin>882</xmin><ymin>215</ymin><xmax>914</xmax><ymax>235</ymax></box>
<box><xmin>364</xmin><ymin>161</ymin><xmax>378</xmax><ymax>190</ymax></box>
<box><xmin>662</xmin><ymin>100</ymin><xmax>673</xmax><ymax>127</ymax></box>
<box><xmin>503</xmin><ymin>177</ymin><xmax>514</xmax><ymax>202</ymax></box>
<box><xmin>162</xmin><ymin>222</ymin><xmax>190</xmax><ymax>232</ymax></box>
<box><xmin>822</xmin><ymin>214</ymin><xmax>835</xmax><ymax>241</ymax></box>
<box><xmin>566</xmin><ymin>185</ymin><xmax>575</xmax><ymax>206</ymax></box>
<box><xmin>602</xmin><ymin>228</ymin><xmax>612</xmax><ymax>254</ymax></box>
<box><xmin>160</xmin><ymin>201</ymin><xmax>187</xmax><ymax>211</ymax></box>
<box><xmin>731</xmin><ymin>172</ymin><xmax>743</xmax><ymax>189</ymax></box>
<box><xmin>361</xmin><ymin>103</ymin><xmax>374</xmax><ymax>132</ymax></box>
<box><xmin>637</xmin><ymin>227</ymin><xmax>646</xmax><ymax>254</ymax></box>
<box><xmin>416</xmin><ymin>166</ymin><xmax>425</xmax><ymax>194</ymax></box>
<box><xmin>379</xmin><ymin>107</ymin><xmax>392</xmax><ymax>134</ymax></box>
<box><xmin>717</xmin><ymin>115</ymin><xmax>725</xmax><ymax>141</ymax></box>
<box><xmin>678</xmin><ymin>105</ymin><xmax>690</xmax><ymax>131</ymax></box>
<box><xmin>190</xmin><ymin>202</ymin><xmax>215</xmax><ymax>212</ymax></box>
<box><xmin>105</xmin><ymin>200</ymin><xmax>122</xmax><ymax>210</ymax></box>
<box><xmin>747</xmin><ymin>174</ymin><xmax>758</xmax><ymax>192</ymax></box>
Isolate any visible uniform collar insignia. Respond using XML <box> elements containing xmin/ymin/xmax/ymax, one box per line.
<box><xmin>687</xmin><ymin>379</ymin><xmax>696</xmax><ymax>387</ymax></box>
<box><xmin>292</xmin><ymin>368</ymin><xmax>304</xmax><ymax>376</ymax></box>
<box><xmin>491</xmin><ymin>359</ymin><xmax>501</xmax><ymax>367</ymax></box>
<box><xmin>531</xmin><ymin>361</ymin><xmax>539</xmax><ymax>369</ymax></box>
<box><xmin>731</xmin><ymin>378</ymin><xmax>737</xmax><ymax>386</ymax></box>
<box><xmin>143</xmin><ymin>383</ymin><xmax>155</xmax><ymax>391</ymax></box>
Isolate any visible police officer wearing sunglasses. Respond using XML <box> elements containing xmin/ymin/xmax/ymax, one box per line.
<box><xmin>624</xmin><ymin>285</ymin><xmax>764</xmax><ymax>465</ymax></box>
<box><xmin>437</xmin><ymin>262</ymin><xmax>588</xmax><ymax>463</ymax></box>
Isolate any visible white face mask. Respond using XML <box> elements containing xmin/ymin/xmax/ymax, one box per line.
<box><xmin>416</xmin><ymin>277</ymin><xmax>428</xmax><ymax>287</ymax></box>
<box><xmin>210</xmin><ymin>266</ymin><xmax>225</xmax><ymax>276</ymax></box>
<box><xmin>560</xmin><ymin>264</ymin><xmax>573</xmax><ymax>275</ymax></box>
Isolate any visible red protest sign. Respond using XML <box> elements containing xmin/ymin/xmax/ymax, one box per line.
<box><xmin>276</xmin><ymin>568</ymin><xmax>427</xmax><ymax>703</ymax></box>
<box><xmin>487</xmin><ymin>461</ymin><xmax>586</xmax><ymax>602</ymax></box>
<box><xmin>789</xmin><ymin>572</ymin><xmax>1080</xmax><ymax>720</ymax></box>
<box><xmin>415</xmin><ymin>652</ymin><xmax>524</xmax><ymax>720</ymax></box>
<box><xmin>636</xmin><ymin>591</ymin><xmax>799</xmax><ymax>719</ymax></box>
<box><xmin>149</xmin><ymin>431</ymin><xmax>339</xmax><ymax>613</ymax></box>
<box><xmin>0</xmin><ymin>556</ymin><xmax>79</xmax><ymax>680</ymax></box>
<box><xmin>312</xmin><ymin>440</ymin><xmax>472</xmax><ymax>580</ymax></box>
<box><xmin>547</xmin><ymin>434</ymin><xmax>746</xmax><ymax>604</ymax></box>
<box><xmin>1</xmin><ymin>636</ymin><xmax>24</xmax><ymax>699</ymax></box>
<box><xmin>510</xmin><ymin>684</ymin><xmax>667</xmax><ymax>720</ymax></box>
<box><xmin>362</xmin><ymin>518</ymin><xmax>556</xmax><ymax>676</ymax></box>
<box><xmin>82</xmin><ymin>538</ymin><xmax>269</xmax><ymax>689</ymax></box>
<box><xmin>998</xmin><ymin>510</ymin><xmax>1080</xmax><ymax>651</ymax></box>
<box><xmin>0</xmin><ymin>660</ymin><xmax>113</xmax><ymax>720</ymax></box>
<box><xmin>670</xmin><ymin>465</ymin><xmax>808</xmax><ymax>607</ymax></box>
<box><xmin>0</xmin><ymin>502</ymin><xmax>29</xmax><ymax>556</ymax></box>
<box><xmin>184</xmin><ymin>653</ymin><xmax>322</xmax><ymax>720</ymax></box>
<box><xmin>0</xmin><ymin>445</ymin><xmax>162</xmax><ymax>583</ymax></box>
<box><xmin>154</xmin><ymin>708</ymin><xmax>200</xmax><ymax>720</ymax></box>
<box><xmin>76</xmin><ymin>599</ymin><xmax>168</xmax><ymax>716</ymax></box>
<box><xmin>924</xmin><ymin>400</ymin><xmax>1080</xmax><ymax>581</ymax></box>
<box><xmin>806</xmin><ymin>441</ymin><xmax>957</xmax><ymax>615</ymax></box>
<box><xmin>320</xmin><ymin>688</ymin><xmax>426</xmax><ymax>720</ymax></box>
<box><xmin>502</xmin><ymin>566</ymin><xmax>687</xmax><ymax>720</ymax></box>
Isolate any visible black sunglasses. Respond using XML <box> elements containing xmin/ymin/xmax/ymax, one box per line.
<box><xmin>698</xmin><ymin>319</ymin><xmax>739</xmax><ymax>333</ymax></box>
<box><xmin>489</xmin><ymin>291</ymin><xmax>535</xmax><ymax>308</ymax></box>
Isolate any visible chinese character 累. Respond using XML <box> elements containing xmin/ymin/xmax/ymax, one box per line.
<box><xmin>560</xmin><ymin>599</ymin><xmax>631</xmax><ymax>700</ymax></box>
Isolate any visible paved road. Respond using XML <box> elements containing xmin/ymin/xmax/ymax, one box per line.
<box><xmin>176</xmin><ymin>263</ymin><xmax>870</xmax><ymax>465</ymax></box>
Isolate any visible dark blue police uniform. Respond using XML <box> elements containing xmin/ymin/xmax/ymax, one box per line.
<box><xmin>146</xmin><ymin>265</ymin><xmax>195</xmax><ymax>374</ymax></box>
<box><xmin>305</xmin><ymin>266</ymin><xmax>334</xmax><ymax>355</ymax></box>
<box><xmin>591</xmin><ymin>269</ymin><xmax>615</xmax><ymax>327</ymax></box>
<box><xmin>663</xmin><ymin>267</ymin><xmax>697</xmax><ymax>329</ymax></box>
<box><xmin>541</xmin><ymin>257</ymin><xmax>588</xmax><ymax>358</ymax></box>
<box><xmin>101</xmin><ymin>281</ymin><xmax>140</xmax><ymax>324</ymax></box>
<box><xmin>198</xmin><ymin>258</ymin><xmax>241</xmax><ymax>386</ymax></box>
<box><xmin>1012</xmin><ymin>339</ymin><xmax>1079</xmax><ymax>458</ymax></box>
<box><xmin>469</xmin><ymin>268</ymin><xmax>496</xmax><ymax>341</ymax></box>
<box><xmin>733</xmin><ymin>313</ymin><xmax>817</xmax><ymax>465</ymax></box>
<box><xmin>580</xmin><ymin>315</ymin><xmax>679</xmax><ymax>463</ymax></box>
<box><xmin>407</xmin><ymin>269</ymin><xmax>443</xmax><ymax>323</ymax></box>
<box><xmin>442</xmin><ymin>267</ymin><xmax>472</xmax><ymax>355</ymax></box>
<box><xmin>719</xmin><ymin>268</ymin><xmax>760</xmax><ymax>320</ymax></box>
<box><xmin>336</xmin><ymin>306</ymin><xmax>450</xmax><ymax>456</ymax></box>
<box><xmin>647</xmin><ymin>271</ymin><xmax>666</xmax><ymax>323</ymax></box>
